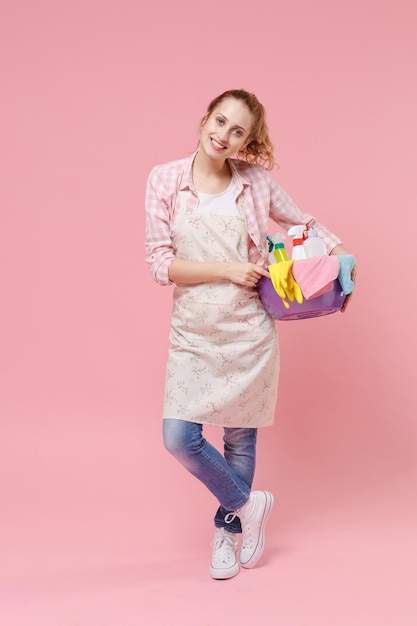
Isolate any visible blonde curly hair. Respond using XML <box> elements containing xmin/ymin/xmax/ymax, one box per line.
<box><xmin>200</xmin><ymin>89</ymin><xmax>276</xmax><ymax>171</ymax></box>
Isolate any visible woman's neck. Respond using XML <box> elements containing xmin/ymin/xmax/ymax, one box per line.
<box><xmin>192</xmin><ymin>150</ymin><xmax>232</xmax><ymax>194</ymax></box>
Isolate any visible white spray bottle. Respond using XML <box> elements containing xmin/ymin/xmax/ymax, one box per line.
<box><xmin>287</xmin><ymin>225</ymin><xmax>307</xmax><ymax>260</ymax></box>
<box><xmin>303</xmin><ymin>225</ymin><xmax>327</xmax><ymax>257</ymax></box>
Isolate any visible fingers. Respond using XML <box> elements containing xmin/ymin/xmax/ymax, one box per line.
<box><xmin>245</xmin><ymin>273</ymin><xmax>262</xmax><ymax>287</ymax></box>
<box><xmin>251</xmin><ymin>265</ymin><xmax>270</xmax><ymax>285</ymax></box>
<box><xmin>341</xmin><ymin>292</ymin><xmax>352</xmax><ymax>312</ymax></box>
<box><xmin>252</xmin><ymin>264</ymin><xmax>270</xmax><ymax>278</ymax></box>
<box><xmin>341</xmin><ymin>264</ymin><xmax>357</xmax><ymax>312</ymax></box>
<box><xmin>258</xmin><ymin>267</ymin><xmax>270</xmax><ymax>278</ymax></box>
<box><xmin>229</xmin><ymin>263</ymin><xmax>270</xmax><ymax>287</ymax></box>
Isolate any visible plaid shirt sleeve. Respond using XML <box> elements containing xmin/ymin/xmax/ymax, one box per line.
<box><xmin>232</xmin><ymin>163</ymin><xmax>342</xmax><ymax>264</ymax></box>
<box><xmin>145</xmin><ymin>164</ymin><xmax>176</xmax><ymax>285</ymax></box>
<box><xmin>268</xmin><ymin>178</ymin><xmax>343</xmax><ymax>253</ymax></box>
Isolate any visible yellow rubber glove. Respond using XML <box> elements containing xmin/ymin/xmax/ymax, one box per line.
<box><xmin>268</xmin><ymin>261</ymin><xmax>303</xmax><ymax>309</ymax></box>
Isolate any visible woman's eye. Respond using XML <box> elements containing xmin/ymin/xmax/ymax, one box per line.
<box><xmin>216</xmin><ymin>118</ymin><xmax>224</xmax><ymax>125</ymax></box>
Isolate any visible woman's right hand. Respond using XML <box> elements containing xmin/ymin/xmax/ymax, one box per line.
<box><xmin>224</xmin><ymin>263</ymin><xmax>270</xmax><ymax>287</ymax></box>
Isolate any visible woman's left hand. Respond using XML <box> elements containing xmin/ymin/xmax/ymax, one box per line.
<box><xmin>330</xmin><ymin>244</ymin><xmax>356</xmax><ymax>313</ymax></box>
<box><xmin>340</xmin><ymin>262</ymin><xmax>356</xmax><ymax>312</ymax></box>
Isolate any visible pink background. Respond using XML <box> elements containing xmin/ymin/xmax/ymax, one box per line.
<box><xmin>1</xmin><ymin>0</ymin><xmax>416</xmax><ymax>624</ymax></box>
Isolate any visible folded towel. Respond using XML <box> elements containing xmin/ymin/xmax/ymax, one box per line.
<box><xmin>268</xmin><ymin>261</ymin><xmax>303</xmax><ymax>309</ymax></box>
<box><xmin>337</xmin><ymin>254</ymin><xmax>356</xmax><ymax>295</ymax></box>
<box><xmin>292</xmin><ymin>256</ymin><xmax>340</xmax><ymax>300</ymax></box>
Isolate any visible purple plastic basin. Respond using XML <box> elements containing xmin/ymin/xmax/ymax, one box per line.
<box><xmin>258</xmin><ymin>276</ymin><xmax>346</xmax><ymax>321</ymax></box>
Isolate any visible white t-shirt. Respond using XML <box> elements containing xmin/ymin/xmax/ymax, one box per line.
<box><xmin>195</xmin><ymin>180</ymin><xmax>238</xmax><ymax>216</ymax></box>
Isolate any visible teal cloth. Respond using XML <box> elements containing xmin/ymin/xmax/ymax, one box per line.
<box><xmin>337</xmin><ymin>255</ymin><xmax>356</xmax><ymax>295</ymax></box>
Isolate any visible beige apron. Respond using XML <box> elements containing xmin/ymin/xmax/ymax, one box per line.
<box><xmin>163</xmin><ymin>191</ymin><xmax>279</xmax><ymax>427</ymax></box>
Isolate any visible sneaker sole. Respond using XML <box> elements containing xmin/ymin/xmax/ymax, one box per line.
<box><xmin>210</xmin><ymin>561</ymin><xmax>240</xmax><ymax>580</ymax></box>
<box><xmin>240</xmin><ymin>490</ymin><xmax>274</xmax><ymax>569</ymax></box>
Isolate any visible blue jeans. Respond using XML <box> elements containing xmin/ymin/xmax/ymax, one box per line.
<box><xmin>163</xmin><ymin>419</ymin><xmax>257</xmax><ymax>533</ymax></box>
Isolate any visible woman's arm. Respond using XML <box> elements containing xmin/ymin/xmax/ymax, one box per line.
<box><xmin>145</xmin><ymin>167</ymin><xmax>176</xmax><ymax>285</ymax></box>
<box><xmin>330</xmin><ymin>243</ymin><xmax>350</xmax><ymax>256</ymax></box>
<box><xmin>168</xmin><ymin>259</ymin><xmax>270</xmax><ymax>287</ymax></box>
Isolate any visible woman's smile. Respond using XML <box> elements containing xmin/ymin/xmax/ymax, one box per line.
<box><xmin>210</xmin><ymin>137</ymin><xmax>227</xmax><ymax>151</ymax></box>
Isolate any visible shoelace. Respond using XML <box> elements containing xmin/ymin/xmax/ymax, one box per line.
<box><xmin>224</xmin><ymin>511</ymin><xmax>238</xmax><ymax>524</ymax></box>
<box><xmin>211</xmin><ymin>530</ymin><xmax>238</xmax><ymax>564</ymax></box>
<box><xmin>225</xmin><ymin>505</ymin><xmax>257</xmax><ymax>549</ymax></box>
<box><xmin>211</xmin><ymin>530</ymin><xmax>238</xmax><ymax>549</ymax></box>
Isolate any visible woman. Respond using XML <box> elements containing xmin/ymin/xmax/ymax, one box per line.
<box><xmin>145</xmin><ymin>89</ymin><xmax>354</xmax><ymax>580</ymax></box>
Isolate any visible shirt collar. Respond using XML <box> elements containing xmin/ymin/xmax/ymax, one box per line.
<box><xmin>179</xmin><ymin>152</ymin><xmax>198</xmax><ymax>192</ymax></box>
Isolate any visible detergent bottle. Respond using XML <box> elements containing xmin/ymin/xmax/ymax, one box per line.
<box><xmin>287</xmin><ymin>225</ymin><xmax>307</xmax><ymax>260</ymax></box>
<box><xmin>303</xmin><ymin>225</ymin><xmax>327</xmax><ymax>258</ymax></box>
<box><xmin>266</xmin><ymin>233</ymin><xmax>289</xmax><ymax>264</ymax></box>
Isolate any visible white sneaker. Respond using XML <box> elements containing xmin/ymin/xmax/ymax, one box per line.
<box><xmin>210</xmin><ymin>527</ymin><xmax>240</xmax><ymax>580</ymax></box>
<box><xmin>238</xmin><ymin>490</ymin><xmax>274</xmax><ymax>568</ymax></box>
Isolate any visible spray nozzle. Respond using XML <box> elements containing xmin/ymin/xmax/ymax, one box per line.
<box><xmin>267</xmin><ymin>232</ymin><xmax>286</xmax><ymax>252</ymax></box>
<box><xmin>288</xmin><ymin>225</ymin><xmax>307</xmax><ymax>242</ymax></box>
<box><xmin>267</xmin><ymin>233</ymin><xmax>289</xmax><ymax>263</ymax></box>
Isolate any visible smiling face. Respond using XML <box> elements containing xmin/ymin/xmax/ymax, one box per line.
<box><xmin>199</xmin><ymin>97</ymin><xmax>254</xmax><ymax>162</ymax></box>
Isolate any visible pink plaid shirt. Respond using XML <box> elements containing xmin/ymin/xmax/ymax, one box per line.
<box><xmin>145</xmin><ymin>152</ymin><xmax>342</xmax><ymax>285</ymax></box>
